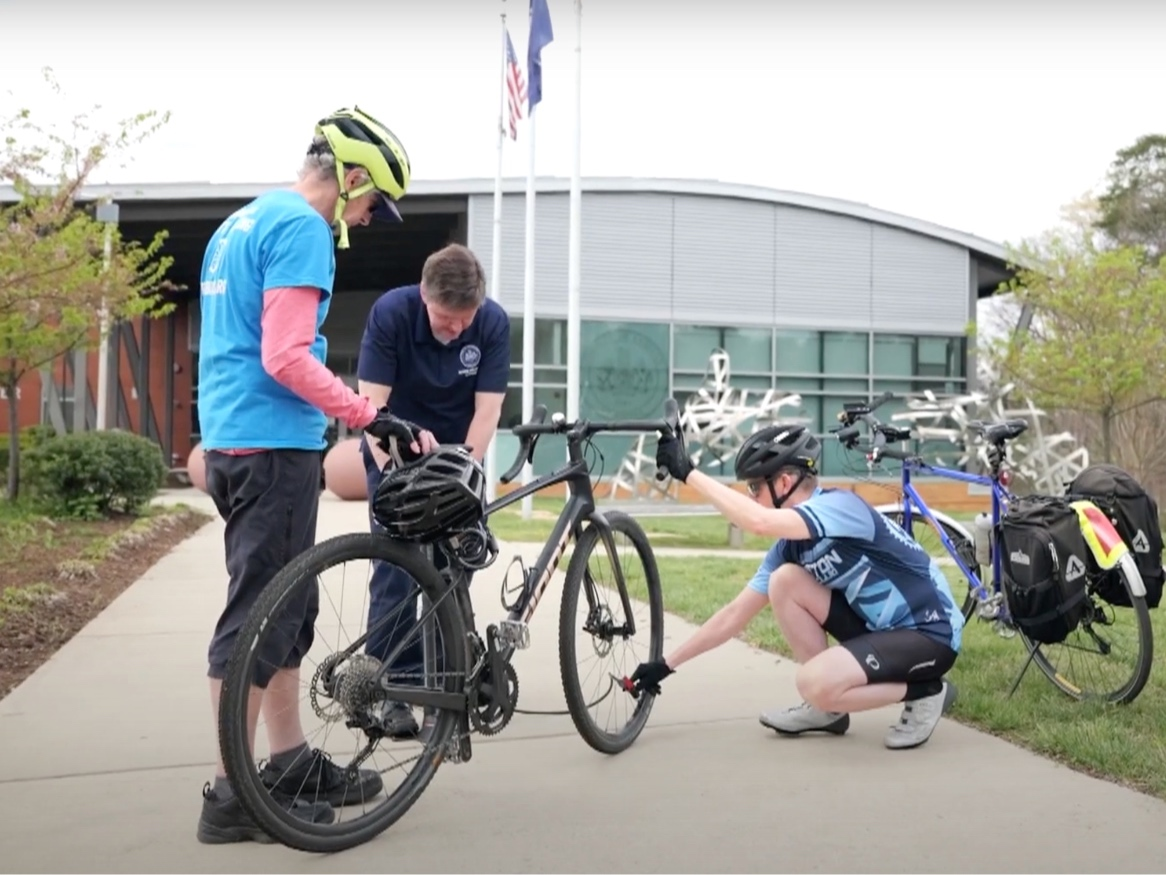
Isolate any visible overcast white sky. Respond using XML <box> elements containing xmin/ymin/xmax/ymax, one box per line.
<box><xmin>2</xmin><ymin>0</ymin><xmax>1163</xmax><ymax>249</ymax></box>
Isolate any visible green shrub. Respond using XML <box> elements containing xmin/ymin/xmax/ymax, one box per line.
<box><xmin>0</xmin><ymin>424</ymin><xmax>57</xmax><ymax>476</ymax></box>
<box><xmin>23</xmin><ymin>430</ymin><xmax>167</xmax><ymax>520</ymax></box>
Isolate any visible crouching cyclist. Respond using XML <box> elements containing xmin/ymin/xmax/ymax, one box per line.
<box><xmin>630</xmin><ymin>422</ymin><xmax>964</xmax><ymax>750</ymax></box>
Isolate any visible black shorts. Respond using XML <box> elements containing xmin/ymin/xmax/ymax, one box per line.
<box><xmin>823</xmin><ymin>590</ymin><xmax>957</xmax><ymax>685</ymax></box>
<box><xmin>204</xmin><ymin>449</ymin><xmax>322</xmax><ymax>688</ymax></box>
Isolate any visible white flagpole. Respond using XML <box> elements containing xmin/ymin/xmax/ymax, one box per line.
<box><xmin>520</xmin><ymin>79</ymin><xmax>537</xmax><ymax>521</ymax></box>
<box><xmin>566</xmin><ymin>0</ymin><xmax>582</xmax><ymax>429</ymax></box>
<box><xmin>486</xmin><ymin>2</ymin><xmax>508</xmax><ymax>504</ymax></box>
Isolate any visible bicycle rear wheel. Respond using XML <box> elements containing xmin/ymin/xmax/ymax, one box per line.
<box><xmin>1021</xmin><ymin>553</ymin><xmax>1154</xmax><ymax>704</ymax></box>
<box><xmin>559</xmin><ymin>510</ymin><xmax>664</xmax><ymax>754</ymax></box>
<box><xmin>218</xmin><ymin>532</ymin><xmax>468</xmax><ymax>853</ymax></box>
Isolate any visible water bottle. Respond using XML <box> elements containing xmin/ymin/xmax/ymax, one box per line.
<box><xmin>973</xmin><ymin>512</ymin><xmax>992</xmax><ymax>567</ymax></box>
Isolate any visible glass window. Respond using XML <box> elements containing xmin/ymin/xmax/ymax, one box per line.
<box><xmin>821</xmin><ymin>438</ymin><xmax>864</xmax><ymax>478</ymax></box>
<box><xmin>822</xmin><ymin>332</ymin><xmax>869</xmax><ymax>376</ymax></box>
<box><xmin>674</xmin><ymin>325</ymin><xmax>772</xmax><ymax>377</ymax></box>
<box><xmin>819</xmin><ymin>379</ymin><xmax>868</xmax><ymax>426</ymax></box>
<box><xmin>775</xmin><ymin>329</ymin><xmax>820</xmax><ymax>375</ymax></box>
<box><xmin>509</xmin><ymin>318</ymin><xmax>567</xmax><ymax>366</ymax></box>
<box><xmin>777</xmin><ymin>392</ymin><xmax>822</xmax><ymax>436</ymax></box>
<box><xmin>673</xmin><ymin>326</ymin><xmax>724</xmax><ymax>372</ymax></box>
<box><xmin>918</xmin><ymin>335</ymin><xmax>964</xmax><ymax>378</ymax></box>
<box><xmin>722</xmin><ymin>327</ymin><xmax>772</xmax><ymax>373</ymax></box>
<box><xmin>873</xmin><ymin>334</ymin><xmax>914</xmax><ymax>377</ymax></box>
<box><xmin>509</xmin><ymin>366</ymin><xmax>566</xmax><ymax>385</ymax></box>
<box><xmin>777</xmin><ymin>377</ymin><xmax>821</xmax><ymax>395</ymax></box>
<box><xmin>500</xmin><ymin>384</ymin><xmax>567</xmax><ymax>430</ymax></box>
<box><xmin>729</xmin><ymin>374</ymin><xmax>774</xmax><ymax>393</ymax></box>
<box><xmin>822</xmin><ymin>378</ymin><xmax>868</xmax><ymax>396</ymax></box>
<box><xmin>580</xmin><ymin>321</ymin><xmax>671</xmax><ymax>420</ymax></box>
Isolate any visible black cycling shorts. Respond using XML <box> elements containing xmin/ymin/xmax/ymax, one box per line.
<box><xmin>203</xmin><ymin>448</ymin><xmax>322</xmax><ymax>687</ymax></box>
<box><xmin>822</xmin><ymin>590</ymin><xmax>957</xmax><ymax>685</ymax></box>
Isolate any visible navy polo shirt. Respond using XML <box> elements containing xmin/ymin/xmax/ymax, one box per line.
<box><xmin>357</xmin><ymin>284</ymin><xmax>511</xmax><ymax>447</ymax></box>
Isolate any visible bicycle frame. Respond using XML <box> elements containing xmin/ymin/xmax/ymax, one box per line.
<box><xmin>481</xmin><ymin>403</ymin><xmax>676</xmax><ymax>632</ymax></box>
<box><xmin>895</xmin><ymin>455</ymin><xmax>1014</xmax><ymax>604</ymax></box>
<box><xmin>370</xmin><ymin>402</ymin><xmax>675</xmax><ymax>712</ymax></box>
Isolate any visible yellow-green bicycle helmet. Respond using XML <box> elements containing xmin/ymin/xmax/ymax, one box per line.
<box><xmin>314</xmin><ymin>106</ymin><xmax>412</xmax><ymax>248</ymax></box>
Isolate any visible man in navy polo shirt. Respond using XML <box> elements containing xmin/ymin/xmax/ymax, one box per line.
<box><xmin>357</xmin><ymin>242</ymin><xmax>510</xmax><ymax>737</ymax></box>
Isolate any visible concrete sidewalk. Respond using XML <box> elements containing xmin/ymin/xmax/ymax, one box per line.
<box><xmin>2</xmin><ymin>490</ymin><xmax>1165</xmax><ymax>873</ymax></box>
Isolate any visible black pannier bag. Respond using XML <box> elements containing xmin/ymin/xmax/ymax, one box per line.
<box><xmin>998</xmin><ymin>495</ymin><xmax>1091</xmax><ymax>645</ymax></box>
<box><xmin>1067</xmin><ymin>463</ymin><xmax>1164</xmax><ymax>609</ymax></box>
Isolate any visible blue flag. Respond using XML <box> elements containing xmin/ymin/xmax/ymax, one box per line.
<box><xmin>527</xmin><ymin>0</ymin><xmax>554</xmax><ymax>111</ymax></box>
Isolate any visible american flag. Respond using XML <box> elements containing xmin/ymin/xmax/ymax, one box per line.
<box><xmin>505</xmin><ymin>28</ymin><xmax>526</xmax><ymax>140</ymax></box>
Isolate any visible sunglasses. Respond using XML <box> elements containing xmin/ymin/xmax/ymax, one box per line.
<box><xmin>746</xmin><ymin>479</ymin><xmax>766</xmax><ymax>497</ymax></box>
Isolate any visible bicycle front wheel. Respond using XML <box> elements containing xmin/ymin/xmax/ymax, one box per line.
<box><xmin>1022</xmin><ymin>552</ymin><xmax>1154</xmax><ymax>705</ymax></box>
<box><xmin>559</xmin><ymin>510</ymin><xmax>664</xmax><ymax>754</ymax></box>
<box><xmin>218</xmin><ymin>532</ymin><xmax>468</xmax><ymax>853</ymax></box>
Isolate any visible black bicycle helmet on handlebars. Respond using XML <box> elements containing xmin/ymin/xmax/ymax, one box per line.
<box><xmin>372</xmin><ymin>446</ymin><xmax>487</xmax><ymax>542</ymax></box>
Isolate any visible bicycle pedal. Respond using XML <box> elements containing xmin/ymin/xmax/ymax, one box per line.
<box><xmin>497</xmin><ymin>619</ymin><xmax>531</xmax><ymax>649</ymax></box>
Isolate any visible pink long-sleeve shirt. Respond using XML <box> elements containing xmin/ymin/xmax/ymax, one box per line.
<box><xmin>221</xmin><ymin>286</ymin><xmax>377</xmax><ymax>454</ymax></box>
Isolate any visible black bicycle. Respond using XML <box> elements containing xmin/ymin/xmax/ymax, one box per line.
<box><xmin>216</xmin><ymin>400</ymin><xmax>680</xmax><ymax>852</ymax></box>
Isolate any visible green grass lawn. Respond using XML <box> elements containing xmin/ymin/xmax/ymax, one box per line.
<box><xmin>486</xmin><ymin>495</ymin><xmax>774</xmax><ymax>550</ymax></box>
<box><xmin>648</xmin><ymin>553</ymin><xmax>1166</xmax><ymax>801</ymax></box>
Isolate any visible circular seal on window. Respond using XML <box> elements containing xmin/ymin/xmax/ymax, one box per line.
<box><xmin>583</xmin><ymin>328</ymin><xmax>667</xmax><ymax>419</ymax></box>
<box><xmin>460</xmin><ymin>345</ymin><xmax>481</xmax><ymax>369</ymax></box>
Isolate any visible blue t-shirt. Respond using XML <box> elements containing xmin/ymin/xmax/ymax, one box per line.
<box><xmin>747</xmin><ymin>488</ymin><xmax>965</xmax><ymax>651</ymax></box>
<box><xmin>356</xmin><ymin>284</ymin><xmax>511</xmax><ymax>447</ymax></box>
<box><xmin>197</xmin><ymin>190</ymin><xmax>336</xmax><ymax>451</ymax></box>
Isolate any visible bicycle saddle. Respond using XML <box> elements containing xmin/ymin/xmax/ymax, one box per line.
<box><xmin>967</xmin><ymin>418</ymin><xmax>1028</xmax><ymax>443</ymax></box>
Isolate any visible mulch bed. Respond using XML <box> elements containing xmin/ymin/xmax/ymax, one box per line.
<box><xmin>0</xmin><ymin>505</ymin><xmax>211</xmax><ymax>698</ymax></box>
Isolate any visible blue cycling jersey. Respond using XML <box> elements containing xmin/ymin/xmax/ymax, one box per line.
<box><xmin>747</xmin><ymin>488</ymin><xmax>964</xmax><ymax>651</ymax></box>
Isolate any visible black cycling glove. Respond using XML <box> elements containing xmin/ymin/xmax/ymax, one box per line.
<box><xmin>655</xmin><ymin>431</ymin><xmax>694</xmax><ymax>483</ymax></box>
<box><xmin>630</xmin><ymin>660</ymin><xmax>674</xmax><ymax>697</ymax></box>
<box><xmin>364</xmin><ymin>407</ymin><xmax>424</xmax><ymax>463</ymax></box>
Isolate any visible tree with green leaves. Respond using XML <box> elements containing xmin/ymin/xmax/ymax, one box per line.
<box><xmin>0</xmin><ymin>69</ymin><xmax>176</xmax><ymax>501</ymax></box>
<box><xmin>1096</xmin><ymin>133</ymin><xmax>1166</xmax><ymax>263</ymax></box>
<box><xmin>982</xmin><ymin>202</ymin><xmax>1166</xmax><ymax>466</ymax></box>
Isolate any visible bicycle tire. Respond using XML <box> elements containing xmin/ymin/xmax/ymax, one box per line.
<box><xmin>558</xmin><ymin>510</ymin><xmax>664</xmax><ymax>755</ymax></box>
<box><xmin>217</xmin><ymin>532</ymin><xmax>467</xmax><ymax>853</ymax></box>
<box><xmin>1023</xmin><ymin>553</ymin><xmax>1154</xmax><ymax>705</ymax></box>
<box><xmin>881</xmin><ymin>510</ymin><xmax>978</xmax><ymax>622</ymax></box>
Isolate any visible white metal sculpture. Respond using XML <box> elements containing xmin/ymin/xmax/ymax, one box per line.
<box><xmin>607</xmin><ymin>349</ymin><xmax>1091</xmax><ymax>502</ymax></box>
<box><xmin>889</xmin><ymin>378</ymin><xmax>1090</xmax><ymax>495</ymax></box>
<box><xmin>608</xmin><ymin>349</ymin><xmax>808</xmax><ymax>501</ymax></box>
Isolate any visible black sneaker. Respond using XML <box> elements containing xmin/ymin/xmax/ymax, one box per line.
<box><xmin>196</xmin><ymin>782</ymin><xmax>334</xmax><ymax>845</ymax></box>
<box><xmin>379</xmin><ymin>701</ymin><xmax>421</xmax><ymax>740</ymax></box>
<box><xmin>260</xmin><ymin>748</ymin><xmax>384</xmax><ymax>808</ymax></box>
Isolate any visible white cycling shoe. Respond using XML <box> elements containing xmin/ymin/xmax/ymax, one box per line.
<box><xmin>884</xmin><ymin>680</ymin><xmax>958</xmax><ymax>750</ymax></box>
<box><xmin>759</xmin><ymin>701</ymin><xmax>850</xmax><ymax>736</ymax></box>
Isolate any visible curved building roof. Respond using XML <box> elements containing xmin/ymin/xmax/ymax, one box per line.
<box><xmin>0</xmin><ymin>175</ymin><xmax>1010</xmax><ymax>261</ymax></box>
<box><xmin>0</xmin><ymin>175</ymin><xmax>1016</xmax><ymax>296</ymax></box>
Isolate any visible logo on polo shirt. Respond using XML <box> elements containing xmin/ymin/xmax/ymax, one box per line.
<box><xmin>459</xmin><ymin>344</ymin><xmax>481</xmax><ymax>376</ymax></box>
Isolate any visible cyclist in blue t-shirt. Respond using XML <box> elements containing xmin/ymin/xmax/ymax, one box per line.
<box><xmin>194</xmin><ymin>107</ymin><xmax>437</xmax><ymax>845</ymax></box>
<box><xmin>632</xmin><ymin>422</ymin><xmax>964</xmax><ymax>750</ymax></box>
